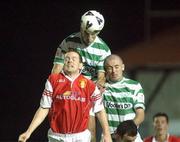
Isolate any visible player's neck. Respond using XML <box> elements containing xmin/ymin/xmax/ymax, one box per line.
<box><xmin>155</xmin><ymin>133</ymin><xmax>168</xmax><ymax>142</ymax></box>
<box><xmin>65</xmin><ymin>71</ymin><xmax>80</xmax><ymax>80</ymax></box>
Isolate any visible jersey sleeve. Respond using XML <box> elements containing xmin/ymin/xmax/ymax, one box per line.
<box><xmin>53</xmin><ymin>39</ymin><xmax>68</xmax><ymax>65</ymax></box>
<box><xmin>91</xmin><ymin>86</ymin><xmax>104</xmax><ymax>113</ymax></box>
<box><xmin>40</xmin><ymin>79</ymin><xmax>53</xmax><ymax>108</ymax></box>
<box><xmin>133</xmin><ymin>83</ymin><xmax>145</xmax><ymax>110</ymax></box>
<box><xmin>97</xmin><ymin>47</ymin><xmax>111</xmax><ymax>72</ymax></box>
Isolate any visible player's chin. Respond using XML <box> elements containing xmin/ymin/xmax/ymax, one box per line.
<box><xmin>84</xmin><ymin>40</ymin><xmax>93</xmax><ymax>45</ymax></box>
<box><xmin>110</xmin><ymin>77</ymin><xmax>119</xmax><ymax>82</ymax></box>
<box><xmin>84</xmin><ymin>42</ymin><xmax>90</xmax><ymax>46</ymax></box>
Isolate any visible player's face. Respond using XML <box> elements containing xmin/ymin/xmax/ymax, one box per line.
<box><xmin>63</xmin><ymin>52</ymin><xmax>83</xmax><ymax>74</ymax></box>
<box><xmin>81</xmin><ymin>29</ymin><xmax>98</xmax><ymax>46</ymax></box>
<box><xmin>105</xmin><ymin>58</ymin><xmax>124</xmax><ymax>82</ymax></box>
<box><xmin>122</xmin><ymin>134</ymin><xmax>136</xmax><ymax>142</ymax></box>
<box><xmin>153</xmin><ymin>116</ymin><xmax>168</xmax><ymax>136</ymax></box>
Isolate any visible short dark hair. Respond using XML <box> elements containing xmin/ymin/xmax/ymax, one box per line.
<box><xmin>65</xmin><ymin>50</ymin><xmax>83</xmax><ymax>63</ymax></box>
<box><xmin>153</xmin><ymin>112</ymin><xmax>169</xmax><ymax>123</ymax></box>
<box><xmin>116</xmin><ymin>120</ymin><xmax>137</xmax><ymax>138</ymax></box>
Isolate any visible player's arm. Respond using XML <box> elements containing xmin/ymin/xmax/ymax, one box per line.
<box><xmin>92</xmin><ymin>86</ymin><xmax>112</xmax><ymax>142</ymax></box>
<box><xmin>51</xmin><ymin>63</ymin><xmax>63</xmax><ymax>74</ymax></box>
<box><xmin>133</xmin><ymin>108</ymin><xmax>145</xmax><ymax>126</ymax></box>
<box><xmin>18</xmin><ymin>107</ymin><xmax>49</xmax><ymax>142</ymax></box>
<box><xmin>96</xmin><ymin>109</ymin><xmax>112</xmax><ymax>142</ymax></box>
<box><xmin>96</xmin><ymin>48</ymin><xmax>111</xmax><ymax>88</ymax></box>
<box><xmin>51</xmin><ymin>40</ymin><xmax>68</xmax><ymax>74</ymax></box>
<box><xmin>133</xmin><ymin>83</ymin><xmax>145</xmax><ymax>126</ymax></box>
<box><xmin>96</xmin><ymin>71</ymin><xmax>106</xmax><ymax>88</ymax></box>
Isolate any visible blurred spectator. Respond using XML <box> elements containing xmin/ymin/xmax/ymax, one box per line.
<box><xmin>144</xmin><ymin>112</ymin><xmax>180</xmax><ymax>142</ymax></box>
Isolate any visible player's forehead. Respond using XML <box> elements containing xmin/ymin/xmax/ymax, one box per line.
<box><xmin>154</xmin><ymin>116</ymin><xmax>167</xmax><ymax>122</ymax></box>
<box><xmin>83</xmin><ymin>29</ymin><xmax>99</xmax><ymax>35</ymax></box>
<box><xmin>65</xmin><ymin>51</ymin><xmax>79</xmax><ymax>58</ymax></box>
<box><xmin>106</xmin><ymin>57</ymin><xmax>123</xmax><ymax>66</ymax></box>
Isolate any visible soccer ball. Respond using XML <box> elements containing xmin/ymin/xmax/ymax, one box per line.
<box><xmin>81</xmin><ymin>10</ymin><xmax>105</xmax><ymax>34</ymax></box>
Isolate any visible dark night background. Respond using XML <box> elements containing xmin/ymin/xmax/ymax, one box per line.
<box><xmin>1</xmin><ymin>1</ymin><xmax>180</xmax><ymax>141</ymax></box>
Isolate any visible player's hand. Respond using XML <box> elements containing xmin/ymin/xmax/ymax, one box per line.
<box><xmin>96</xmin><ymin>83</ymin><xmax>106</xmax><ymax>94</ymax></box>
<box><xmin>102</xmin><ymin>134</ymin><xmax>113</xmax><ymax>142</ymax></box>
<box><xmin>18</xmin><ymin>132</ymin><xmax>30</xmax><ymax>142</ymax></box>
<box><xmin>96</xmin><ymin>79</ymin><xmax>105</xmax><ymax>88</ymax></box>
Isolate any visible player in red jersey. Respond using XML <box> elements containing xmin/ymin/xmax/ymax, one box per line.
<box><xmin>144</xmin><ymin>112</ymin><xmax>180</xmax><ymax>142</ymax></box>
<box><xmin>18</xmin><ymin>51</ymin><xmax>112</xmax><ymax>142</ymax></box>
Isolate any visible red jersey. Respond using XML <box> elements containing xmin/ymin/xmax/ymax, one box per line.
<box><xmin>144</xmin><ymin>135</ymin><xmax>180</xmax><ymax>142</ymax></box>
<box><xmin>40</xmin><ymin>72</ymin><xmax>103</xmax><ymax>134</ymax></box>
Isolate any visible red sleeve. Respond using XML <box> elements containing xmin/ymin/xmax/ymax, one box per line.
<box><xmin>143</xmin><ymin>136</ymin><xmax>153</xmax><ymax>142</ymax></box>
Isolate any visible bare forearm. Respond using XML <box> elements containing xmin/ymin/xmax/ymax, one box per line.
<box><xmin>26</xmin><ymin>107</ymin><xmax>49</xmax><ymax>135</ymax></box>
<box><xmin>133</xmin><ymin>108</ymin><xmax>145</xmax><ymax>126</ymax></box>
<box><xmin>97</xmin><ymin>72</ymin><xmax>106</xmax><ymax>87</ymax></box>
<box><xmin>51</xmin><ymin>64</ymin><xmax>63</xmax><ymax>74</ymax></box>
<box><xmin>18</xmin><ymin>107</ymin><xmax>49</xmax><ymax>142</ymax></box>
<box><xmin>96</xmin><ymin>109</ymin><xmax>112</xmax><ymax>142</ymax></box>
<box><xmin>96</xmin><ymin>109</ymin><xmax>110</xmax><ymax>136</ymax></box>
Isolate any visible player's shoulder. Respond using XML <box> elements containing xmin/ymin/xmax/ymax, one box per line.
<box><xmin>123</xmin><ymin>77</ymin><xmax>141</xmax><ymax>85</ymax></box>
<box><xmin>122</xmin><ymin>77</ymin><xmax>139</xmax><ymax>84</ymax></box>
<box><xmin>48</xmin><ymin>73</ymin><xmax>63</xmax><ymax>82</ymax></box>
<box><xmin>169</xmin><ymin>135</ymin><xmax>180</xmax><ymax>141</ymax></box>
<box><xmin>93</xmin><ymin>36</ymin><xmax>110</xmax><ymax>51</ymax></box>
<box><xmin>64</xmin><ymin>32</ymin><xmax>81</xmax><ymax>43</ymax></box>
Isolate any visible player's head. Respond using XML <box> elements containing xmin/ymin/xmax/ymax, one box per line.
<box><xmin>80</xmin><ymin>10</ymin><xmax>105</xmax><ymax>46</ymax></box>
<box><xmin>104</xmin><ymin>54</ymin><xmax>125</xmax><ymax>82</ymax></box>
<box><xmin>153</xmin><ymin>112</ymin><xmax>169</xmax><ymax>136</ymax></box>
<box><xmin>115</xmin><ymin>120</ymin><xmax>137</xmax><ymax>142</ymax></box>
<box><xmin>63</xmin><ymin>50</ymin><xmax>83</xmax><ymax>75</ymax></box>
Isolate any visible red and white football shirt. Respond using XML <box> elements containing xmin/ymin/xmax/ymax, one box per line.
<box><xmin>40</xmin><ymin>72</ymin><xmax>104</xmax><ymax>134</ymax></box>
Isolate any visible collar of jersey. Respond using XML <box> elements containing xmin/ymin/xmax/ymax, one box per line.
<box><xmin>62</xmin><ymin>70</ymin><xmax>81</xmax><ymax>82</ymax></box>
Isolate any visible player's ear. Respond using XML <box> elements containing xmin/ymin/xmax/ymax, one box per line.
<box><xmin>122</xmin><ymin>64</ymin><xmax>125</xmax><ymax>71</ymax></box>
<box><xmin>79</xmin><ymin>62</ymin><xmax>83</xmax><ymax>70</ymax></box>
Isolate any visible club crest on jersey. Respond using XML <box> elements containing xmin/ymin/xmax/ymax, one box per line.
<box><xmin>79</xmin><ymin>79</ymin><xmax>87</xmax><ymax>88</ymax></box>
<box><xmin>63</xmin><ymin>91</ymin><xmax>71</xmax><ymax>96</ymax></box>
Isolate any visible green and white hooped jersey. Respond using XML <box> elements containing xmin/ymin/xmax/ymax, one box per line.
<box><xmin>103</xmin><ymin>77</ymin><xmax>145</xmax><ymax>134</ymax></box>
<box><xmin>54</xmin><ymin>32</ymin><xmax>111</xmax><ymax>80</ymax></box>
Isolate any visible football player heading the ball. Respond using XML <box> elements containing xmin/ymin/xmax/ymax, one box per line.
<box><xmin>52</xmin><ymin>10</ymin><xmax>111</xmax><ymax>88</ymax></box>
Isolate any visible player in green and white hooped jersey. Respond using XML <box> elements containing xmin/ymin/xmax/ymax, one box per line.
<box><xmin>51</xmin><ymin>10</ymin><xmax>111</xmax><ymax>142</ymax></box>
<box><xmin>53</xmin><ymin>32</ymin><xmax>110</xmax><ymax>81</ymax></box>
<box><xmin>103</xmin><ymin>54</ymin><xmax>145</xmax><ymax>142</ymax></box>
<box><xmin>52</xmin><ymin>10</ymin><xmax>111</xmax><ymax>86</ymax></box>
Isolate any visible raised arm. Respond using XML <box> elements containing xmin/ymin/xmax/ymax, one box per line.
<box><xmin>96</xmin><ymin>71</ymin><xmax>106</xmax><ymax>88</ymax></box>
<box><xmin>51</xmin><ymin>63</ymin><xmax>63</xmax><ymax>74</ymax></box>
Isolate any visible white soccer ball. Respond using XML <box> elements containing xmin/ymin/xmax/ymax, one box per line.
<box><xmin>81</xmin><ymin>10</ymin><xmax>105</xmax><ymax>34</ymax></box>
